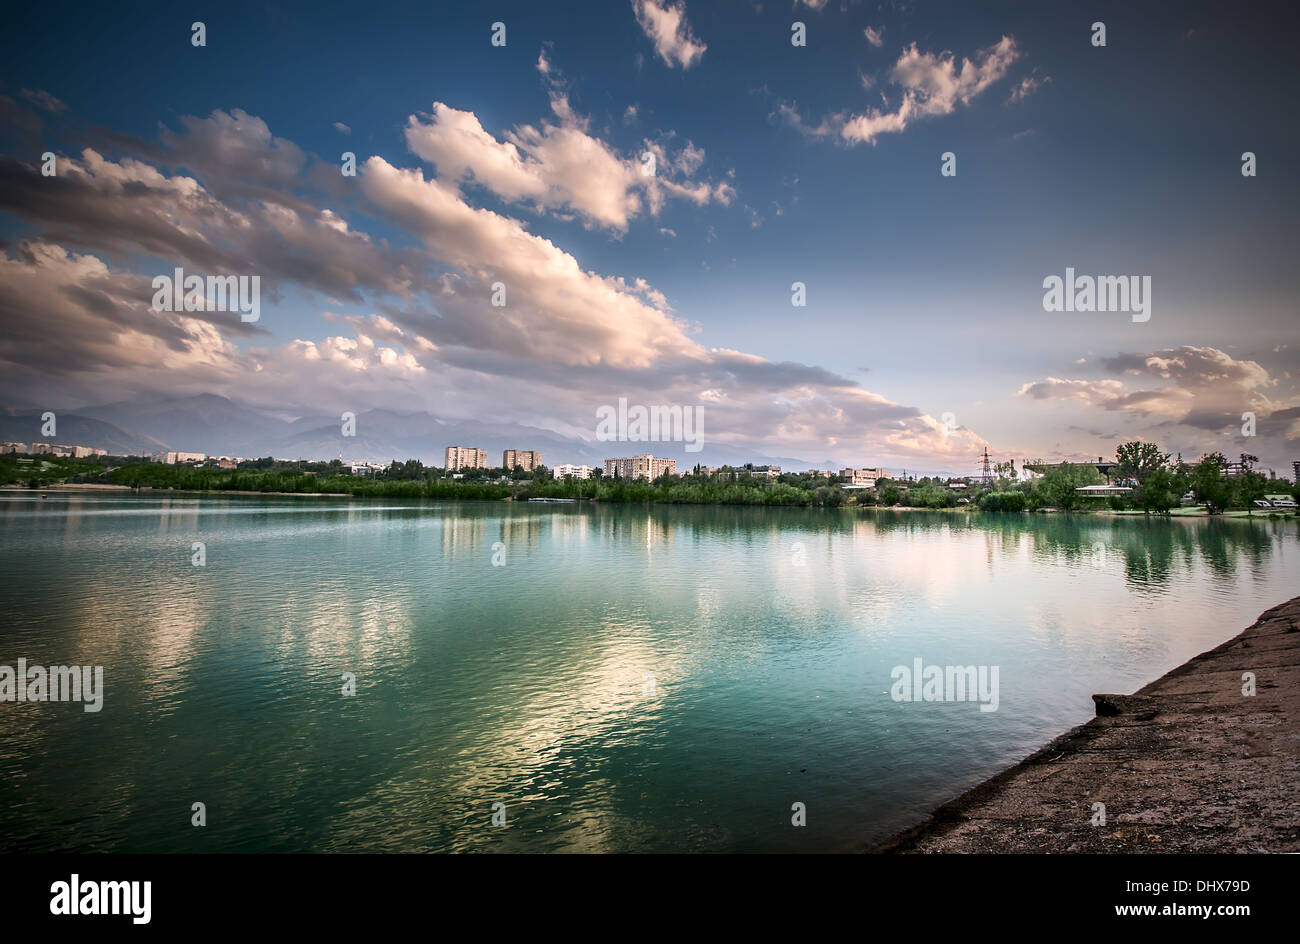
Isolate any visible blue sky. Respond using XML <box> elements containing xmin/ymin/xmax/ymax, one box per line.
<box><xmin>1</xmin><ymin>0</ymin><xmax>1297</xmax><ymax>472</ymax></box>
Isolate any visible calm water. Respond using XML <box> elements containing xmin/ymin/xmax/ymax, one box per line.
<box><xmin>1</xmin><ymin>491</ymin><xmax>1296</xmax><ymax>853</ymax></box>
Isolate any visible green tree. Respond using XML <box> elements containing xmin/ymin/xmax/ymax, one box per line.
<box><xmin>1116</xmin><ymin>440</ymin><xmax>1169</xmax><ymax>483</ymax></box>
<box><xmin>1140</xmin><ymin>466</ymin><xmax>1181</xmax><ymax>514</ymax></box>
<box><xmin>1115</xmin><ymin>441</ymin><xmax>1173</xmax><ymax>513</ymax></box>
<box><xmin>1234</xmin><ymin>471</ymin><xmax>1270</xmax><ymax>514</ymax></box>
<box><xmin>1034</xmin><ymin>462</ymin><xmax>1103</xmax><ymax>510</ymax></box>
<box><xmin>1190</xmin><ymin>453</ymin><xmax>1233</xmax><ymax>514</ymax></box>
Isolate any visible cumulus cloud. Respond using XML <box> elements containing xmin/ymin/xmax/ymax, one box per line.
<box><xmin>0</xmin><ymin>240</ymin><xmax>244</xmax><ymax>393</ymax></box>
<box><xmin>632</xmin><ymin>0</ymin><xmax>707</xmax><ymax>70</ymax></box>
<box><xmin>1017</xmin><ymin>377</ymin><xmax>1127</xmax><ymax>406</ymax></box>
<box><xmin>403</xmin><ymin>96</ymin><xmax>731</xmax><ymax>231</ymax></box>
<box><xmin>0</xmin><ymin>149</ymin><xmax>427</xmax><ymax>304</ymax></box>
<box><xmin>0</xmin><ymin>103</ymin><xmax>987</xmax><ymax>466</ymax></box>
<box><xmin>1018</xmin><ymin>346</ymin><xmax>1300</xmax><ymax>455</ymax></box>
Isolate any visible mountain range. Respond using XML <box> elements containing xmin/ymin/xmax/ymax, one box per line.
<box><xmin>1</xmin><ymin>394</ymin><xmax>840</xmax><ymax>471</ymax></box>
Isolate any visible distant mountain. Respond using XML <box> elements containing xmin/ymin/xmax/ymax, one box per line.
<box><xmin>0</xmin><ymin>407</ymin><xmax>166</xmax><ymax>456</ymax></box>
<box><xmin>79</xmin><ymin>394</ymin><xmax>291</xmax><ymax>457</ymax></box>
<box><xmin>18</xmin><ymin>393</ymin><xmax>840</xmax><ymax>469</ymax></box>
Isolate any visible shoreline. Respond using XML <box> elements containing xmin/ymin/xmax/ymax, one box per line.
<box><xmin>4</xmin><ymin>484</ymin><xmax>1295</xmax><ymax>520</ymax></box>
<box><xmin>872</xmin><ymin>595</ymin><xmax>1300</xmax><ymax>853</ymax></box>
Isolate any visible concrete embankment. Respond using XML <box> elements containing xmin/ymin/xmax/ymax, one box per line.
<box><xmin>875</xmin><ymin>596</ymin><xmax>1300</xmax><ymax>853</ymax></box>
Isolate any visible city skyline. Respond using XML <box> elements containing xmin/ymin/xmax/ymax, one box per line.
<box><xmin>1</xmin><ymin>0</ymin><xmax>1297</xmax><ymax>475</ymax></box>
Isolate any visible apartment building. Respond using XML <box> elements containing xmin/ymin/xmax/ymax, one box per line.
<box><xmin>840</xmin><ymin>467</ymin><xmax>886</xmax><ymax>487</ymax></box>
<box><xmin>503</xmin><ymin>449</ymin><xmax>542</xmax><ymax>472</ymax></box>
<box><xmin>150</xmin><ymin>450</ymin><xmax>206</xmax><ymax>464</ymax></box>
<box><xmin>71</xmin><ymin>446</ymin><xmax>107</xmax><ymax>458</ymax></box>
<box><xmin>553</xmin><ymin>464</ymin><xmax>594</xmax><ymax>480</ymax></box>
<box><xmin>604</xmin><ymin>455</ymin><xmax>677</xmax><ymax>480</ymax></box>
<box><xmin>444</xmin><ymin>446</ymin><xmax>488</xmax><ymax>471</ymax></box>
<box><xmin>2</xmin><ymin>442</ymin><xmax>29</xmax><ymax>454</ymax></box>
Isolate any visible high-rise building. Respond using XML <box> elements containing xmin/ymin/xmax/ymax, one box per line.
<box><xmin>444</xmin><ymin>446</ymin><xmax>488</xmax><ymax>471</ymax></box>
<box><xmin>1293</xmin><ymin>460</ymin><xmax>1299</xmax><ymax>484</ymax></box>
<box><xmin>503</xmin><ymin>449</ymin><xmax>542</xmax><ymax>472</ymax></box>
<box><xmin>604</xmin><ymin>455</ymin><xmax>676</xmax><ymax>480</ymax></box>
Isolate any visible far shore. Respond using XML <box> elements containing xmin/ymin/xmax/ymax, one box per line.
<box><xmin>3</xmin><ymin>483</ymin><xmax>1297</xmax><ymax>520</ymax></box>
<box><xmin>873</xmin><ymin>595</ymin><xmax>1300</xmax><ymax>853</ymax></box>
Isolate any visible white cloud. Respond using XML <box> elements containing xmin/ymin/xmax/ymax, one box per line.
<box><xmin>786</xmin><ymin>36</ymin><xmax>1021</xmax><ymax>146</ymax></box>
<box><xmin>0</xmin><ymin>104</ymin><xmax>1005</xmax><ymax>466</ymax></box>
<box><xmin>632</xmin><ymin>0</ymin><xmax>707</xmax><ymax>70</ymax></box>
<box><xmin>863</xmin><ymin>26</ymin><xmax>884</xmax><ymax>48</ymax></box>
<box><xmin>1017</xmin><ymin>347</ymin><xmax>1300</xmax><ymax>452</ymax></box>
<box><xmin>1007</xmin><ymin>70</ymin><xmax>1050</xmax><ymax>103</ymax></box>
<box><xmin>403</xmin><ymin>98</ymin><xmax>730</xmax><ymax>231</ymax></box>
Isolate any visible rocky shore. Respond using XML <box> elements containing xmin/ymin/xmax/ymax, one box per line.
<box><xmin>874</xmin><ymin>596</ymin><xmax>1300</xmax><ymax>853</ymax></box>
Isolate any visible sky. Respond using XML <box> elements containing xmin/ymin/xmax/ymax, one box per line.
<box><xmin>1</xmin><ymin>0</ymin><xmax>1297</xmax><ymax>474</ymax></box>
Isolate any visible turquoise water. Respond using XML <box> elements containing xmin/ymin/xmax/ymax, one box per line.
<box><xmin>0</xmin><ymin>491</ymin><xmax>1296</xmax><ymax>852</ymax></box>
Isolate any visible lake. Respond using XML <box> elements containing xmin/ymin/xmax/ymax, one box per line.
<box><xmin>1</xmin><ymin>492</ymin><xmax>1296</xmax><ymax>852</ymax></box>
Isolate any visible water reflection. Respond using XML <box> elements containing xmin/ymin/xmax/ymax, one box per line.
<box><xmin>0</xmin><ymin>493</ymin><xmax>1295</xmax><ymax>853</ymax></box>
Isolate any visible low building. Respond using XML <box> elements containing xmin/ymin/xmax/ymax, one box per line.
<box><xmin>2</xmin><ymin>442</ymin><xmax>29</xmax><ymax>454</ymax></box>
<box><xmin>502</xmin><ymin>449</ymin><xmax>542</xmax><ymax>472</ymax></box>
<box><xmin>445</xmin><ymin>446</ymin><xmax>487</xmax><ymax>471</ymax></box>
<box><xmin>1023</xmin><ymin>458</ymin><xmax>1119</xmax><ymax>483</ymax></box>
<box><xmin>71</xmin><ymin>446</ymin><xmax>107</xmax><ymax>458</ymax></box>
<box><xmin>604</xmin><ymin>455</ymin><xmax>676</xmax><ymax>481</ymax></box>
<box><xmin>348</xmin><ymin>461</ymin><xmax>386</xmax><ymax>476</ymax></box>
<box><xmin>150</xmin><ymin>450</ymin><xmax>206</xmax><ymax>464</ymax></box>
<box><xmin>1264</xmin><ymin>494</ymin><xmax>1297</xmax><ymax>510</ymax></box>
<box><xmin>29</xmin><ymin>442</ymin><xmax>55</xmax><ymax>455</ymax></box>
<box><xmin>840</xmin><ymin>467</ymin><xmax>885</xmax><ymax>487</ymax></box>
<box><xmin>1074</xmin><ymin>484</ymin><xmax>1133</xmax><ymax>498</ymax></box>
<box><xmin>553</xmin><ymin>464</ymin><xmax>594</xmax><ymax>480</ymax></box>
